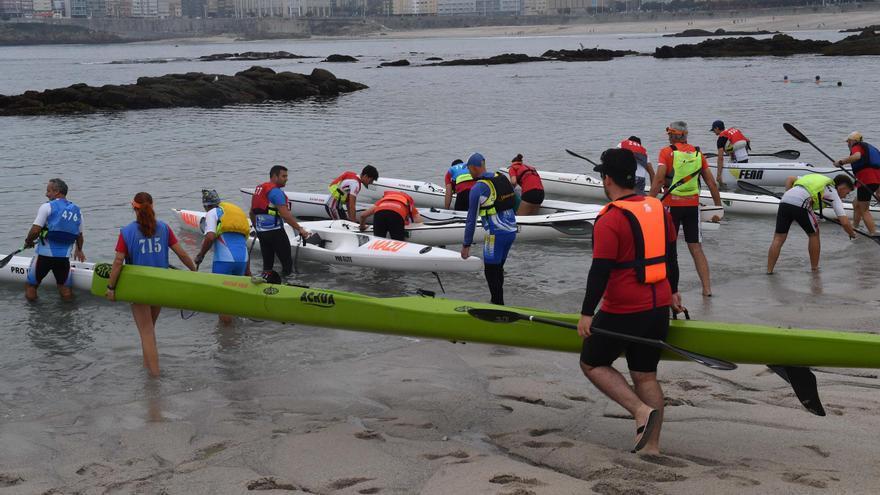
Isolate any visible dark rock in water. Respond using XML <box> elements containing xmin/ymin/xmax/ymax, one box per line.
<box><xmin>425</xmin><ymin>57</ymin><xmax>443</xmax><ymax>61</ymax></box>
<box><xmin>654</xmin><ymin>34</ymin><xmax>832</xmax><ymax>58</ymax></box>
<box><xmin>822</xmin><ymin>29</ymin><xmax>880</xmax><ymax>56</ymax></box>
<box><xmin>379</xmin><ymin>59</ymin><xmax>410</xmax><ymax>67</ymax></box>
<box><xmin>839</xmin><ymin>25</ymin><xmax>879</xmax><ymax>33</ymax></box>
<box><xmin>542</xmin><ymin>47</ymin><xmax>637</xmax><ymax>61</ymax></box>
<box><xmin>199</xmin><ymin>51</ymin><xmax>311</xmax><ymax>62</ymax></box>
<box><xmin>323</xmin><ymin>54</ymin><xmax>358</xmax><ymax>62</ymax></box>
<box><xmin>430</xmin><ymin>53</ymin><xmax>546</xmax><ymax>66</ymax></box>
<box><xmin>0</xmin><ymin>66</ymin><xmax>368</xmax><ymax>116</ymax></box>
<box><xmin>663</xmin><ymin>28</ymin><xmax>778</xmax><ymax>38</ymax></box>
<box><xmin>0</xmin><ymin>22</ymin><xmax>122</xmax><ymax>46</ymax></box>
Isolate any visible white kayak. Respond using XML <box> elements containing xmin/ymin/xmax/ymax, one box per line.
<box><xmin>532</xmin><ymin>170</ymin><xmax>876</xmax><ymax>216</ymax></box>
<box><xmin>238</xmin><ymin>188</ymin><xmax>374</xmax><ymax>220</ymax></box>
<box><xmin>0</xmin><ymin>255</ymin><xmax>95</xmax><ymax>291</ymax></box>
<box><xmin>172</xmin><ymin>209</ymin><xmax>482</xmax><ymax>273</ymax></box>
<box><xmin>358</xmin><ymin>177</ymin><xmax>598</xmax><ymax>215</ymax></box>
<box><xmin>709</xmin><ymin>162</ymin><xmax>851</xmax><ymax>187</ymax></box>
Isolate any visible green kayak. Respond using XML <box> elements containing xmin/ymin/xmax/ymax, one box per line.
<box><xmin>91</xmin><ymin>263</ymin><xmax>880</xmax><ymax>368</ymax></box>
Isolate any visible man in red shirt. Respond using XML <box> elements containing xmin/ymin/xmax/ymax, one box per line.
<box><xmin>578</xmin><ymin>148</ymin><xmax>682</xmax><ymax>455</ymax></box>
<box><xmin>836</xmin><ymin>131</ymin><xmax>880</xmax><ymax>235</ymax></box>
<box><xmin>649</xmin><ymin>121</ymin><xmax>722</xmax><ymax>297</ymax></box>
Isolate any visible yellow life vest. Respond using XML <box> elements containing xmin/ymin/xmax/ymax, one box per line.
<box><xmin>669</xmin><ymin>145</ymin><xmax>703</xmax><ymax>197</ymax></box>
<box><xmin>793</xmin><ymin>174</ymin><xmax>834</xmax><ymax>212</ymax></box>
<box><xmin>216</xmin><ymin>201</ymin><xmax>250</xmax><ymax>236</ymax></box>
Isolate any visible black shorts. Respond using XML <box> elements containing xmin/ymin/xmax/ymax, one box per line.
<box><xmin>669</xmin><ymin>205</ymin><xmax>701</xmax><ymax>243</ymax></box>
<box><xmin>580</xmin><ymin>307</ymin><xmax>670</xmax><ymax>373</ymax></box>
<box><xmin>520</xmin><ymin>189</ymin><xmax>545</xmax><ymax>205</ymax></box>
<box><xmin>453</xmin><ymin>190</ymin><xmax>471</xmax><ymax>212</ymax></box>
<box><xmin>857</xmin><ymin>183</ymin><xmax>879</xmax><ymax>202</ymax></box>
<box><xmin>775</xmin><ymin>203</ymin><xmax>818</xmax><ymax>235</ymax></box>
<box><xmin>27</xmin><ymin>255</ymin><xmax>70</xmax><ymax>287</ymax></box>
<box><xmin>373</xmin><ymin>210</ymin><xmax>406</xmax><ymax>241</ymax></box>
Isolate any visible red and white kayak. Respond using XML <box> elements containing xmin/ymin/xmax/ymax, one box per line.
<box><xmin>0</xmin><ymin>255</ymin><xmax>94</xmax><ymax>291</ymax></box>
<box><xmin>172</xmin><ymin>209</ymin><xmax>482</xmax><ymax>273</ymax></box>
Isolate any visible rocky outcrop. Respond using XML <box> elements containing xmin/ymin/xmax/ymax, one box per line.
<box><xmin>839</xmin><ymin>25</ymin><xmax>879</xmax><ymax>33</ymax></box>
<box><xmin>430</xmin><ymin>53</ymin><xmax>546</xmax><ymax>66</ymax></box>
<box><xmin>323</xmin><ymin>54</ymin><xmax>358</xmax><ymax>62</ymax></box>
<box><xmin>654</xmin><ymin>34</ymin><xmax>831</xmax><ymax>58</ymax></box>
<box><xmin>0</xmin><ymin>22</ymin><xmax>122</xmax><ymax>46</ymax></box>
<box><xmin>379</xmin><ymin>59</ymin><xmax>410</xmax><ymax>67</ymax></box>
<box><xmin>0</xmin><ymin>66</ymin><xmax>367</xmax><ymax>116</ymax></box>
<box><xmin>662</xmin><ymin>28</ymin><xmax>777</xmax><ymax>37</ymax></box>
<box><xmin>198</xmin><ymin>51</ymin><xmax>312</xmax><ymax>61</ymax></box>
<box><xmin>822</xmin><ymin>29</ymin><xmax>880</xmax><ymax>56</ymax></box>
<box><xmin>541</xmin><ymin>47</ymin><xmax>637</xmax><ymax>61</ymax></box>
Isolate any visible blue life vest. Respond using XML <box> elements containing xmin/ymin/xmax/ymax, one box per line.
<box><xmin>121</xmin><ymin>220</ymin><xmax>172</xmax><ymax>268</ymax></box>
<box><xmin>448</xmin><ymin>163</ymin><xmax>473</xmax><ymax>185</ymax></box>
<box><xmin>43</xmin><ymin>199</ymin><xmax>82</xmax><ymax>244</ymax></box>
<box><xmin>852</xmin><ymin>142</ymin><xmax>880</xmax><ymax>174</ymax></box>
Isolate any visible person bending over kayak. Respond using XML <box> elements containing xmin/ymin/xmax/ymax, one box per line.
<box><xmin>767</xmin><ymin>174</ymin><xmax>856</xmax><ymax>274</ymax></box>
<box><xmin>649</xmin><ymin>121</ymin><xmax>722</xmax><ymax>297</ymax></box>
<box><xmin>711</xmin><ymin>120</ymin><xmax>750</xmax><ymax>187</ymax></box>
<box><xmin>105</xmin><ymin>192</ymin><xmax>196</xmax><ymax>377</ymax></box>
<box><xmin>618</xmin><ymin>137</ymin><xmax>655</xmax><ymax>196</ymax></box>
<box><xmin>460</xmin><ymin>153</ymin><xmax>517</xmax><ymax>305</ymax></box>
<box><xmin>326</xmin><ymin>165</ymin><xmax>379</xmax><ymax>221</ymax></box>
<box><xmin>836</xmin><ymin>131</ymin><xmax>880</xmax><ymax>236</ymax></box>
<box><xmin>358</xmin><ymin>191</ymin><xmax>423</xmax><ymax>241</ymax></box>
<box><xmin>445</xmin><ymin>159</ymin><xmax>476</xmax><ymax>211</ymax></box>
<box><xmin>194</xmin><ymin>190</ymin><xmax>251</xmax><ymax>324</ymax></box>
<box><xmin>250</xmin><ymin>165</ymin><xmax>310</xmax><ymax>277</ymax></box>
<box><xmin>507</xmin><ymin>154</ymin><xmax>544</xmax><ymax>215</ymax></box>
<box><xmin>578</xmin><ymin>148</ymin><xmax>682</xmax><ymax>455</ymax></box>
<box><xmin>23</xmin><ymin>178</ymin><xmax>86</xmax><ymax>302</ymax></box>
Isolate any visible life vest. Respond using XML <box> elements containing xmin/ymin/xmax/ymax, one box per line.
<box><xmin>598</xmin><ymin>196</ymin><xmax>668</xmax><ymax>284</ymax></box>
<box><xmin>375</xmin><ymin>191</ymin><xmax>416</xmax><ymax>224</ymax></box>
<box><xmin>850</xmin><ymin>141</ymin><xmax>880</xmax><ymax>174</ymax></box>
<box><xmin>478</xmin><ymin>174</ymin><xmax>517</xmax><ymax>217</ymax></box>
<box><xmin>667</xmin><ymin>144</ymin><xmax>703</xmax><ymax>197</ymax></box>
<box><xmin>510</xmin><ymin>162</ymin><xmax>540</xmax><ymax>181</ymax></box>
<box><xmin>328</xmin><ymin>171</ymin><xmax>361</xmax><ymax>202</ymax></box>
<box><xmin>794</xmin><ymin>174</ymin><xmax>834</xmax><ymax>212</ymax></box>
<box><xmin>448</xmin><ymin>163</ymin><xmax>475</xmax><ymax>186</ymax></box>
<box><xmin>41</xmin><ymin>198</ymin><xmax>81</xmax><ymax>244</ymax></box>
<box><xmin>719</xmin><ymin>128</ymin><xmax>747</xmax><ymax>146</ymax></box>
<box><xmin>215</xmin><ymin>201</ymin><xmax>250</xmax><ymax>236</ymax></box>
<box><xmin>619</xmin><ymin>140</ymin><xmax>648</xmax><ymax>170</ymax></box>
<box><xmin>121</xmin><ymin>220</ymin><xmax>172</xmax><ymax>268</ymax></box>
<box><xmin>251</xmin><ymin>182</ymin><xmax>280</xmax><ymax>217</ymax></box>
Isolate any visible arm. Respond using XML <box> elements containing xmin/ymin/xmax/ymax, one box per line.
<box><xmin>346</xmin><ymin>194</ymin><xmax>358</xmax><ymax>222</ymax></box>
<box><xmin>785</xmin><ymin>176</ymin><xmax>797</xmax><ymax>190</ymax></box>
<box><xmin>171</xmin><ymin>241</ymin><xmax>197</xmax><ymax>271</ymax></box>
<box><xmin>194</xmin><ymin>232</ymin><xmax>216</xmax><ymax>266</ymax></box>
<box><xmin>460</xmin><ymin>184</ymin><xmax>484</xmax><ymax>259</ymax></box>
<box><xmin>278</xmin><ymin>205</ymin><xmax>308</xmax><ymax>236</ymax></box>
<box><xmin>715</xmin><ymin>151</ymin><xmax>724</xmax><ymax>181</ymax></box>
<box><xmin>508</xmin><ymin>167</ymin><xmax>519</xmax><ymax>188</ymax></box>
<box><xmin>827</xmin><ymin>190</ymin><xmax>856</xmax><ymax>238</ymax></box>
<box><xmin>104</xmin><ymin>251</ymin><xmax>126</xmax><ymax>301</ymax></box>
<box><xmin>358</xmin><ymin>206</ymin><xmax>376</xmax><ymax>231</ymax></box>
<box><xmin>411</xmin><ymin>209</ymin><xmax>423</xmax><ymax>224</ymax></box>
<box><xmin>444</xmin><ymin>184</ymin><xmax>454</xmax><ymax>209</ymax></box>
<box><xmin>23</xmin><ymin>224</ymin><xmax>42</xmax><ymax>248</ymax></box>
<box><xmin>648</xmin><ymin>164</ymin><xmax>667</xmax><ymax>197</ymax></box>
<box><xmin>645</xmin><ymin>161</ymin><xmax>656</xmax><ymax>185</ymax></box>
<box><xmin>700</xmin><ymin>167</ymin><xmax>722</xmax><ymax>206</ymax></box>
<box><xmin>836</xmin><ymin>152</ymin><xmax>860</xmax><ymax>167</ymax></box>
<box><xmin>73</xmin><ymin>232</ymin><xmax>86</xmax><ymax>262</ymax></box>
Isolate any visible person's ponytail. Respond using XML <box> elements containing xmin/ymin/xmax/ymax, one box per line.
<box><xmin>131</xmin><ymin>192</ymin><xmax>156</xmax><ymax>238</ymax></box>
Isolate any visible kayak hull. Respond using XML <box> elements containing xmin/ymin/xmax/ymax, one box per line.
<box><xmin>1</xmin><ymin>255</ymin><xmax>94</xmax><ymax>291</ymax></box>
<box><xmin>710</xmin><ymin>162</ymin><xmax>851</xmax><ymax>187</ymax></box>
<box><xmin>90</xmin><ymin>264</ymin><xmax>880</xmax><ymax>369</ymax></box>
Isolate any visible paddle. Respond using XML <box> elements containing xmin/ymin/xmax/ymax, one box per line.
<box><xmin>737</xmin><ymin>180</ymin><xmax>880</xmax><ymax>244</ymax></box>
<box><xmin>565</xmin><ymin>149</ymin><xmax>600</xmax><ymax>167</ymax></box>
<box><xmin>467</xmin><ymin>308</ymin><xmax>737</xmax><ymax>371</ymax></box>
<box><xmin>704</xmin><ymin>149</ymin><xmax>801</xmax><ymax>160</ymax></box>
<box><xmin>784</xmin><ymin>122</ymin><xmax>880</xmax><ymax>204</ymax></box>
<box><xmin>0</xmin><ymin>246</ymin><xmax>27</xmax><ymax>269</ymax></box>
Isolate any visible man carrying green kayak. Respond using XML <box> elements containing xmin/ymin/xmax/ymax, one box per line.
<box><xmin>460</xmin><ymin>153</ymin><xmax>517</xmax><ymax>305</ymax></box>
<box><xmin>767</xmin><ymin>174</ymin><xmax>856</xmax><ymax>274</ymax></box>
<box><xmin>578</xmin><ymin>148</ymin><xmax>682</xmax><ymax>455</ymax></box>
<box><xmin>23</xmin><ymin>178</ymin><xmax>86</xmax><ymax>302</ymax></box>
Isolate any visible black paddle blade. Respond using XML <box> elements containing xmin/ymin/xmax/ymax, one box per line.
<box><xmin>775</xmin><ymin>149</ymin><xmax>801</xmax><ymax>160</ymax></box>
<box><xmin>467</xmin><ymin>308</ymin><xmax>525</xmax><ymax>324</ymax></box>
<box><xmin>768</xmin><ymin>365</ymin><xmax>826</xmax><ymax>416</ymax></box>
<box><xmin>671</xmin><ymin>345</ymin><xmax>737</xmax><ymax>371</ymax></box>
<box><xmin>0</xmin><ymin>248</ymin><xmax>23</xmax><ymax>269</ymax></box>
<box><xmin>736</xmin><ymin>180</ymin><xmax>781</xmax><ymax>199</ymax></box>
<box><xmin>783</xmin><ymin>123</ymin><xmax>810</xmax><ymax>143</ymax></box>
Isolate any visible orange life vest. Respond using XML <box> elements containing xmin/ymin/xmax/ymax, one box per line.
<box><xmin>374</xmin><ymin>191</ymin><xmax>417</xmax><ymax>224</ymax></box>
<box><xmin>598</xmin><ymin>196</ymin><xmax>668</xmax><ymax>284</ymax></box>
<box><xmin>719</xmin><ymin>127</ymin><xmax>747</xmax><ymax>145</ymax></box>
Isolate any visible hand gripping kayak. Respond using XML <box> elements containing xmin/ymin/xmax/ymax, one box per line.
<box><xmin>467</xmin><ymin>308</ymin><xmax>737</xmax><ymax>371</ymax></box>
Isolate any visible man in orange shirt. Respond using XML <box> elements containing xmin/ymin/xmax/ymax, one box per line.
<box><xmin>649</xmin><ymin>121</ymin><xmax>722</xmax><ymax>297</ymax></box>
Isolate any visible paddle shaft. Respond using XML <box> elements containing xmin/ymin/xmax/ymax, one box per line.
<box><xmin>565</xmin><ymin>149</ymin><xmax>600</xmax><ymax>167</ymax></box>
<box><xmin>0</xmin><ymin>247</ymin><xmax>27</xmax><ymax>269</ymax></box>
<box><xmin>705</xmin><ymin>150</ymin><xmax>799</xmax><ymax>160</ymax></box>
<box><xmin>784</xmin><ymin>123</ymin><xmax>880</xmax><ymax>204</ymax></box>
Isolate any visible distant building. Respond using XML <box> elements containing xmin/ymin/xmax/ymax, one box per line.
<box><xmin>131</xmin><ymin>0</ymin><xmax>157</xmax><ymax>16</ymax></box>
<box><xmin>33</xmin><ymin>0</ymin><xmax>53</xmax><ymax>14</ymax></box>
<box><xmin>498</xmin><ymin>0</ymin><xmax>519</xmax><ymax>13</ymax></box>
<box><xmin>392</xmin><ymin>0</ymin><xmax>435</xmax><ymax>14</ymax></box>
<box><xmin>107</xmin><ymin>0</ymin><xmax>132</xmax><ymax>16</ymax></box>
<box><xmin>547</xmin><ymin>0</ymin><xmax>608</xmax><ymax>14</ymax></box>
<box><xmin>0</xmin><ymin>0</ymin><xmax>34</xmax><ymax>16</ymax></box>
<box><xmin>522</xmin><ymin>0</ymin><xmax>544</xmax><ymax>14</ymax></box>
<box><xmin>436</xmin><ymin>0</ymin><xmax>473</xmax><ymax>14</ymax></box>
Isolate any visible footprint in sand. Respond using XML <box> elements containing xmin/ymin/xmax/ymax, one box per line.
<box><xmin>358</xmin><ymin>489</ymin><xmax>381</xmax><ymax>494</ymax></box>
<box><xmin>192</xmin><ymin>441</ymin><xmax>229</xmax><ymax>461</ymax></box>
<box><xmin>782</xmin><ymin>471</ymin><xmax>831</xmax><ymax>489</ymax></box>
<box><xmin>803</xmin><ymin>445</ymin><xmax>830</xmax><ymax>458</ymax></box>
<box><xmin>591</xmin><ymin>480</ymin><xmax>664</xmax><ymax>495</ymax></box>
<box><xmin>0</xmin><ymin>474</ymin><xmax>24</xmax><ymax>487</ymax></box>
<box><xmin>637</xmin><ymin>454</ymin><xmax>689</xmax><ymax>468</ymax></box>
<box><xmin>354</xmin><ymin>430</ymin><xmax>385</xmax><ymax>441</ymax></box>
<box><xmin>328</xmin><ymin>477</ymin><xmax>374</xmax><ymax>490</ymax></box>
<box><xmin>665</xmin><ymin>397</ymin><xmax>695</xmax><ymax>407</ymax></box>
<box><xmin>246</xmin><ymin>477</ymin><xmax>299</xmax><ymax>490</ymax></box>
<box><xmin>666</xmin><ymin>452</ymin><xmax>723</xmax><ymax>467</ymax></box>
<box><xmin>75</xmin><ymin>463</ymin><xmax>113</xmax><ymax>477</ymax></box>
<box><xmin>422</xmin><ymin>450</ymin><xmax>470</xmax><ymax>460</ymax></box>
<box><xmin>522</xmin><ymin>440</ymin><xmax>574</xmax><ymax>449</ymax></box>
<box><xmin>527</xmin><ymin>428</ymin><xmax>562</xmax><ymax>437</ymax></box>
<box><xmin>712</xmin><ymin>470</ymin><xmax>761</xmax><ymax>487</ymax></box>
<box><xmin>496</xmin><ymin>395</ymin><xmax>572</xmax><ymax>410</ymax></box>
<box><xmin>489</xmin><ymin>474</ymin><xmax>544</xmax><ymax>486</ymax></box>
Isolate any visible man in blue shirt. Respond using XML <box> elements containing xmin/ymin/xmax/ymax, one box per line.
<box><xmin>460</xmin><ymin>153</ymin><xmax>517</xmax><ymax>305</ymax></box>
<box><xmin>249</xmin><ymin>166</ymin><xmax>310</xmax><ymax>277</ymax></box>
<box><xmin>23</xmin><ymin>178</ymin><xmax>85</xmax><ymax>301</ymax></box>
